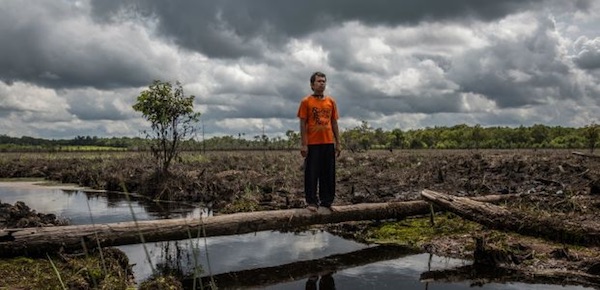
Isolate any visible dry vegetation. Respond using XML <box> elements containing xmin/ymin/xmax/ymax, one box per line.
<box><xmin>2</xmin><ymin>149</ymin><xmax>600</xmax><ymax>288</ymax></box>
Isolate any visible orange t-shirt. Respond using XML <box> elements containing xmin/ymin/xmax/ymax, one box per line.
<box><xmin>297</xmin><ymin>95</ymin><xmax>339</xmax><ymax>145</ymax></box>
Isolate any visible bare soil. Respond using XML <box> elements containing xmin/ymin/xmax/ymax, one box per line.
<box><xmin>3</xmin><ymin>149</ymin><xmax>600</xmax><ymax>287</ymax></box>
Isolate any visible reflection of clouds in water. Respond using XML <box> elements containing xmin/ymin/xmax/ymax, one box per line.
<box><xmin>120</xmin><ymin>231</ymin><xmax>367</xmax><ymax>283</ymax></box>
<box><xmin>0</xmin><ymin>186</ymin><xmax>74</xmax><ymax>215</ymax></box>
<box><xmin>206</xmin><ymin>231</ymin><xmax>329</xmax><ymax>264</ymax></box>
<box><xmin>330</xmin><ymin>254</ymin><xmax>470</xmax><ymax>290</ymax></box>
<box><xmin>334</xmin><ymin>254</ymin><xmax>591</xmax><ymax>290</ymax></box>
<box><xmin>118</xmin><ymin>241</ymin><xmax>178</xmax><ymax>282</ymax></box>
<box><xmin>201</xmin><ymin>231</ymin><xmax>364</xmax><ymax>272</ymax></box>
<box><xmin>289</xmin><ymin>231</ymin><xmax>329</xmax><ymax>256</ymax></box>
<box><xmin>0</xmin><ymin>186</ymin><xmax>148</xmax><ymax>224</ymax></box>
<box><xmin>343</xmin><ymin>253</ymin><xmax>468</xmax><ymax>276</ymax></box>
<box><xmin>0</xmin><ymin>184</ymin><xmax>204</xmax><ymax>224</ymax></box>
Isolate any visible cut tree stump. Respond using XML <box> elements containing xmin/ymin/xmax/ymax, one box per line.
<box><xmin>420</xmin><ymin>189</ymin><xmax>600</xmax><ymax>246</ymax></box>
<box><xmin>0</xmin><ymin>195</ymin><xmax>511</xmax><ymax>257</ymax></box>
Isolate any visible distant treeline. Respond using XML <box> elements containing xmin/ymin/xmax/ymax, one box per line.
<box><xmin>1</xmin><ymin>122</ymin><xmax>599</xmax><ymax>152</ymax></box>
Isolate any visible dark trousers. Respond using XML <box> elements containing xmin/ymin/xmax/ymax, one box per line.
<box><xmin>304</xmin><ymin>144</ymin><xmax>336</xmax><ymax>207</ymax></box>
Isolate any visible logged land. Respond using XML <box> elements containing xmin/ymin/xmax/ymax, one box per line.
<box><xmin>3</xmin><ymin>149</ymin><xmax>600</xmax><ymax>288</ymax></box>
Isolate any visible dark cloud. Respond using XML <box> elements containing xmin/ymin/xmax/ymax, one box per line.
<box><xmin>573</xmin><ymin>36</ymin><xmax>600</xmax><ymax>70</ymax></box>
<box><xmin>67</xmin><ymin>101</ymin><xmax>129</xmax><ymax>121</ymax></box>
<box><xmin>192</xmin><ymin>66</ymin><xmax>314</xmax><ymax>120</ymax></box>
<box><xmin>90</xmin><ymin>0</ymin><xmax>555</xmax><ymax>59</ymax></box>
<box><xmin>449</xmin><ymin>16</ymin><xmax>577</xmax><ymax>108</ymax></box>
<box><xmin>0</xmin><ymin>108</ymin><xmax>11</xmax><ymax>118</ymax></box>
<box><xmin>0</xmin><ymin>1</ymin><xmax>171</xmax><ymax>90</ymax></box>
<box><xmin>1</xmin><ymin>0</ymin><xmax>599</xmax><ymax>139</ymax></box>
<box><xmin>199</xmin><ymin>94</ymin><xmax>298</xmax><ymax>121</ymax></box>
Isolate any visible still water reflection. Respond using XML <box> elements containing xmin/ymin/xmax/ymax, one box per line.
<box><xmin>0</xmin><ymin>182</ymin><xmax>594</xmax><ymax>290</ymax></box>
<box><xmin>0</xmin><ymin>182</ymin><xmax>204</xmax><ymax>224</ymax></box>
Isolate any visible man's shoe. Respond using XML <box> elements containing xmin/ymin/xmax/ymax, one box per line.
<box><xmin>321</xmin><ymin>205</ymin><xmax>335</xmax><ymax>212</ymax></box>
<box><xmin>306</xmin><ymin>204</ymin><xmax>318</xmax><ymax>212</ymax></box>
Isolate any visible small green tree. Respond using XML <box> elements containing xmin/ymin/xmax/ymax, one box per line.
<box><xmin>133</xmin><ymin>80</ymin><xmax>201</xmax><ymax>176</ymax></box>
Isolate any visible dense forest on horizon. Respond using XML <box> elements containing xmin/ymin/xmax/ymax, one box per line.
<box><xmin>1</xmin><ymin>122</ymin><xmax>598</xmax><ymax>152</ymax></box>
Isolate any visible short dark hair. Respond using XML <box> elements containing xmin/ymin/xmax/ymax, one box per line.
<box><xmin>310</xmin><ymin>71</ymin><xmax>326</xmax><ymax>84</ymax></box>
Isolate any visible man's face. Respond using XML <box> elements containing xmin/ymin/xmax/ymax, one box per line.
<box><xmin>311</xmin><ymin>76</ymin><xmax>326</xmax><ymax>93</ymax></box>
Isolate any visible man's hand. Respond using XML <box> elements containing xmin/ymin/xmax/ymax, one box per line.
<box><xmin>301</xmin><ymin>145</ymin><xmax>308</xmax><ymax>157</ymax></box>
<box><xmin>335</xmin><ymin>144</ymin><xmax>342</xmax><ymax>157</ymax></box>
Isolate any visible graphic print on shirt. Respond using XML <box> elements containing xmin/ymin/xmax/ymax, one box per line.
<box><xmin>311</xmin><ymin>107</ymin><xmax>331</xmax><ymax>130</ymax></box>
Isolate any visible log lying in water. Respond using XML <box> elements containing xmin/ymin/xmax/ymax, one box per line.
<box><xmin>188</xmin><ymin>244</ymin><xmax>418</xmax><ymax>289</ymax></box>
<box><xmin>420</xmin><ymin>189</ymin><xmax>600</xmax><ymax>246</ymax></box>
<box><xmin>421</xmin><ymin>264</ymin><xmax>600</xmax><ymax>289</ymax></box>
<box><xmin>0</xmin><ymin>195</ymin><xmax>512</xmax><ymax>257</ymax></box>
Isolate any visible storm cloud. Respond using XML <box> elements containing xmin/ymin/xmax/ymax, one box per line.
<box><xmin>0</xmin><ymin>0</ymin><xmax>599</xmax><ymax>139</ymax></box>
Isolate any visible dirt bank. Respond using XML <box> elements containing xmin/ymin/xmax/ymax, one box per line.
<box><xmin>2</xmin><ymin>149</ymin><xmax>600</xmax><ymax>288</ymax></box>
<box><xmin>2</xmin><ymin>149</ymin><xmax>598</xmax><ymax>207</ymax></box>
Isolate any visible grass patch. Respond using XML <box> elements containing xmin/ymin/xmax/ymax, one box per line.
<box><xmin>0</xmin><ymin>249</ymin><xmax>134</xmax><ymax>289</ymax></box>
<box><xmin>365</xmin><ymin>213</ymin><xmax>482</xmax><ymax>247</ymax></box>
<box><xmin>220</xmin><ymin>186</ymin><xmax>261</xmax><ymax>214</ymax></box>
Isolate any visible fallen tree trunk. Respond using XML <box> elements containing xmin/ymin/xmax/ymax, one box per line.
<box><xmin>572</xmin><ymin>151</ymin><xmax>600</xmax><ymax>159</ymax></box>
<box><xmin>421</xmin><ymin>189</ymin><xmax>600</xmax><ymax>246</ymax></box>
<box><xmin>421</xmin><ymin>265</ymin><xmax>600</xmax><ymax>289</ymax></box>
<box><xmin>188</xmin><ymin>244</ymin><xmax>418</xmax><ymax>289</ymax></box>
<box><xmin>0</xmin><ymin>201</ymin><xmax>428</xmax><ymax>257</ymax></box>
<box><xmin>0</xmin><ymin>195</ymin><xmax>511</xmax><ymax>257</ymax></box>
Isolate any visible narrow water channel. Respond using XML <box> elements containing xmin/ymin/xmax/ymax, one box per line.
<box><xmin>0</xmin><ymin>182</ymin><xmax>594</xmax><ymax>290</ymax></box>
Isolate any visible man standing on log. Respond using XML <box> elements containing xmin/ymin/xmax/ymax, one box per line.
<box><xmin>297</xmin><ymin>71</ymin><xmax>341</xmax><ymax>212</ymax></box>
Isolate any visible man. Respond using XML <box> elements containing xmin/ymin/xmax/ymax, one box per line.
<box><xmin>297</xmin><ymin>71</ymin><xmax>341</xmax><ymax>212</ymax></box>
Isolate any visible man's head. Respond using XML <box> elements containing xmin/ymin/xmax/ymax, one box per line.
<box><xmin>310</xmin><ymin>71</ymin><xmax>327</xmax><ymax>94</ymax></box>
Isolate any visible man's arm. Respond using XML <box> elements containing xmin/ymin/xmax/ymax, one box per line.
<box><xmin>300</xmin><ymin>118</ymin><xmax>308</xmax><ymax>157</ymax></box>
<box><xmin>332</xmin><ymin>119</ymin><xmax>341</xmax><ymax>157</ymax></box>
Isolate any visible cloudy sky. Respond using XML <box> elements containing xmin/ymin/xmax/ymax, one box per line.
<box><xmin>1</xmin><ymin>0</ymin><xmax>600</xmax><ymax>140</ymax></box>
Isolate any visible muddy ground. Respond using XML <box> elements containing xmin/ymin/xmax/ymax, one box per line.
<box><xmin>2</xmin><ymin>149</ymin><xmax>598</xmax><ymax>208</ymax></box>
<box><xmin>2</xmin><ymin>149</ymin><xmax>600</xmax><ymax>288</ymax></box>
